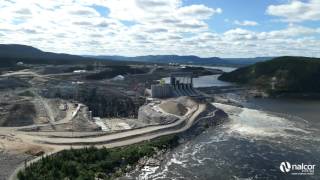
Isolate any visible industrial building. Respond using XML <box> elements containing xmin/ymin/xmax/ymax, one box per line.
<box><xmin>150</xmin><ymin>72</ymin><xmax>200</xmax><ymax>98</ymax></box>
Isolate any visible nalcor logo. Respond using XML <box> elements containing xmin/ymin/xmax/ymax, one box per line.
<box><xmin>280</xmin><ymin>162</ymin><xmax>291</xmax><ymax>173</ymax></box>
<box><xmin>280</xmin><ymin>161</ymin><xmax>316</xmax><ymax>176</ymax></box>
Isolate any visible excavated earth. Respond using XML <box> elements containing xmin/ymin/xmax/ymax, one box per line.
<box><xmin>0</xmin><ymin>64</ymin><xmax>227</xmax><ymax>180</ymax></box>
<box><xmin>159</xmin><ymin>101</ymin><xmax>188</xmax><ymax>116</ymax></box>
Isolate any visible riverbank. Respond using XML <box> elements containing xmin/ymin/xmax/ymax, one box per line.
<box><xmin>123</xmin><ymin>102</ymin><xmax>228</xmax><ymax>179</ymax></box>
<box><xmin>17</xmin><ymin>135</ymin><xmax>179</xmax><ymax>180</ymax></box>
<box><xmin>129</xmin><ymin>96</ymin><xmax>320</xmax><ymax>179</ymax></box>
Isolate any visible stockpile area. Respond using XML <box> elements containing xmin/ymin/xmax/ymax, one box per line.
<box><xmin>159</xmin><ymin>101</ymin><xmax>187</xmax><ymax>116</ymax></box>
<box><xmin>138</xmin><ymin>97</ymin><xmax>197</xmax><ymax>126</ymax></box>
<box><xmin>138</xmin><ymin>104</ymin><xmax>179</xmax><ymax>125</ymax></box>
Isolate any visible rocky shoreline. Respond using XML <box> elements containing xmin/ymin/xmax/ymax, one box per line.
<box><xmin>123</xmin><ymin>102</ymin><xmax>229</xmax><ymax>179</ymax></box>
<box><xmin>136</xmin><ymin>148</ymin><xmax>167</xmax><ymax>169</ymax></box>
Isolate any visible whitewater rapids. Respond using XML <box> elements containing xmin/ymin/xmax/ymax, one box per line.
<box><xmin>126</xmin><ymin>103</ymin><xmax>320</xmax><ymax>180</ymax></box>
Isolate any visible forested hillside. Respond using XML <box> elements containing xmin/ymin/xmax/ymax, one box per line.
<box><xmin>219</xmin><ymin>56</ymin><xmax>320</xmax><ymax>93</ymax></box>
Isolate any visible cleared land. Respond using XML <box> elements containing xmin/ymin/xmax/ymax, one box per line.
<box><xmin>0</xmin><ymin>63</ymin><xmax>224</xmax><ymax>180</ymax></box>
<box><xmin>5</xmin><ymin>99</ymin><xmax>209</xmax><ymax>180</ymax></box>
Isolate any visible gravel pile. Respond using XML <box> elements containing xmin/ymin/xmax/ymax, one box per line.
<box><xmin>159</xmin><ymin>101</ymin><xmax>187</xmax><ymax>116</ymax></box>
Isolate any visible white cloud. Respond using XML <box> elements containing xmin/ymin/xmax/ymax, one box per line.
<box><xmin>0</xmin><ymin>0</ymin><xmax>319</xmax><ymax>57</ymax></box>
<box><xmin>177</xmin><ymin>5</ymin><xmax>222</xmax><ymax>20</ymax></box>
<box><xmin>234</xmin><ymin>20</ymin><xmax>259</xmax><ymax>26</ymax></box>
<box><xmin>218</xmin><ymin>25</ymin><xmax>320</xmax><ymax>57</ymax></box>
<box><xmin>266</xmin><ymin>24</ymin><xmax>320</xmax><ymax>38</ymax></box>
<box><xmin>267</xmin><ymin>0</ymin><xmax>320</xmax><ymax>22</ymax></box>
<box><xmin>105</xmin><ymin>0</ymin><xmax>181</xmax><ymax>21</ymax></box>
<box><xmin>66</xmin><ymin>5</ymin><xmax>100</xmax><ymax>17</ymax></box>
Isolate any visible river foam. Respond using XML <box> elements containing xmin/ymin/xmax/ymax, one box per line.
<box><xmin>213</xmin><ymin>103</ymin><xmax>311</xmax><ymax>139</ymax></box>
<box><xmin>128</xmin><ymin>103</ymin><xmax>320</xmax><ymax>179</ymax></box>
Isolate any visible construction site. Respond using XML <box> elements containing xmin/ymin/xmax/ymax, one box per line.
<box><xmin>0</xmin><ymin>63</ymin><xmax>226</xmax><ymax>179</ymax></box>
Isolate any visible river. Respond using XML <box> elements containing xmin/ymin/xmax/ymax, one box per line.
<box><xmin>129</xmin><ymin>66</ymin><xmax>320</xmax><ymax>180</ymax></box>
<box><xmin>163</xmin><ymin>66</ymin><xmax>236</xmax><ymax>88</ymax></box>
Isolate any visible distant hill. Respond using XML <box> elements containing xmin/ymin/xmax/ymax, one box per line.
<box><xmin>0</xmin><ymin>44</ymin><xmax>90</xmax><ymax>61</ymax></box>
<box><xmin>0</xmin><ymin>44</ymin><xmax>120</xmax><ymax>67</ymax></box>
<box><xmin>222</xmin><ymin>57</ymin><xmax>273</xmax><ymax>65</ymax></box>
<box><xmin>0</xmin><ymin>44</ymin><xmax>272</xmax><ymax>68</ymax></box>
<box><xmin>90</xmin><ymin>55</ymin><xmax>273</xmax><ymax>67</ymax></box>
<box><xmin>219</xmin><ymin>56</ymin><xmax>320</xmax><ymax>93</ymax></box>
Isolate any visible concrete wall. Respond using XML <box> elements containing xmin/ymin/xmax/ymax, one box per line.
<box><xmin>151</xmin><ymin>84</ymin><xmax>173</xmax><ymax>98</ymax></box>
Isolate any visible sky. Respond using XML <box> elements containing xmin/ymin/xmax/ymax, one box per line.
<box><xmin>0</xmin><ymin>0</ymin><xmax>320</xmax><ymax>58</ymax></box>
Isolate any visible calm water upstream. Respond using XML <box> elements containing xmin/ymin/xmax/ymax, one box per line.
<box><xmin>129</xmin><ymin>67</ymin><xmax>320</xmax><ymax>180</ymax></box>
<box><xmin>246</xmin><ymin>98</ymin><xmax>320</xmax><ymax>129</ymax></box>
<box><xmin>163</xmin><ymin>65</ymin><xmax>236</xmax><ymax>88</ymax></box>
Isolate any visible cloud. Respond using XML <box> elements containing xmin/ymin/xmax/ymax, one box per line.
<box><xmin>72</xmin><ymin>21</ymin><xmax>94</xmax><ymax>26</ymax></box>
<box><xmin>95</xmin><ymin>21</ymin><xmax>110</xmax><ymax>28</ymax></box>
<box><xmin>103</xmin><ymin>0</ymin><xmax>217</xmax><ymax>34</ymax></box>
<box><xmin>144</xmin><ymin>27</ymin><xmax>168</xmax><ymax>33</ymax></box>
<box><xmin>67</xmin><ymin>6</ymin><xmax>99</xmax><ymax>16</ymax></box>
<box><xmin>224</xmin><ymin>28</ymin><xmax>258</xmax><ymax>41</ymax></box>
<box><xmin>267</xmin><ymin>0</ymin><xmax>320</xmax><ymax>22</ymax></box>
<box><xmin>135</xmin><ymin>0</ymin><xmax>180</xmax><ymax>12</ymax></box>
<box><xmin>177</xmin><ymin>5</ymin><xmax>222</xmax><ymax>20</ymax></box>
<box><xmin>174</xmin><ymin>20</ymin><xmax>208</xmax><ymax>30</ymax></box>
<box><xmin>105</xmin><ymin>0</ymin><xmax>181</xmax><ymax>21</ymax></box>
<box><xmin>0</xmin><ymin>0</ymin><xmax>319</xmax><ymax>58</ymax></box>
<box><xmin>266</xmin><ymin>24</ymin><xmax>320</xmax><ymax>38</ymax></box>
<box><xmin>20</xmin><ymin>28</ymin><xmax>39</xmax><ymax>34</ymax></box>
<box><xmin>234</xmin><ymin>20</ymin><xmax>259</xmax><ymax>26</ymax></box>
<box><xmin>15</xmin><ymin>8</ymin><xmax>32</xmax><ymax>15</ymax></box>
<box><xmin>167</xmin><ymin>34</ymin><xmax>183</xmax><ymax>40</ymax></box>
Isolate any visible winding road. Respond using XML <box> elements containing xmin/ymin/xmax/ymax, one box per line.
<box><xmin>9</xmin><ymin>102</ymin><xmax>208</xmax><ymax>180</ymax></box>
<box><xmin>29</xmin><ymin>104</ymin><xmax>205</xmax><ymax>146</ymax></box>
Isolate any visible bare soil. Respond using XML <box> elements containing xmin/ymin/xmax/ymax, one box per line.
<box><xmin>159</xmin><ymin>101</ymin><xmax>187</xmax><ymax>116</ymax></box>
<box><xmin>0</xmin><ymin>100</ymin><xmax>36</xmax><ymax>127</ymax></box>
<box><xmin>0</xmin><ymin>152</ymin><xmax>30</xmax><ymax>180</ymax></box>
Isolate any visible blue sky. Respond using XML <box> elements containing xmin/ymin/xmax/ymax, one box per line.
<box><xmin>91</xmin><ymin>0</ymin><xmax>293</xmax><ymax>32</ymax></box>
<box><xmin>0</xmin><ymin>0</ymin><xmax>319</xmax><ymax>57</ymax></box>
<box><xmin>187</xmin><ymin>0</ymin><xmax>276</xmax><ymax>32</ymax></box>
<box><xmin>186</xmin><ymin>0</ymin><xmax>320</xmax><ymax>32</ymax></box>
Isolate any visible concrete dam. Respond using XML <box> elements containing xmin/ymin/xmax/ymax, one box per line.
<box><xmin>151</xmin><ymin>72</ymin><xmax>200</xmax><ymax>98</ymax></box>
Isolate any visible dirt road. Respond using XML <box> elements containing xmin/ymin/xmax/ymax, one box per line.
<box><xmin>8</xmin><ymin>103</ymin><xmax>207</xmax><ymax>180</ymax></box>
